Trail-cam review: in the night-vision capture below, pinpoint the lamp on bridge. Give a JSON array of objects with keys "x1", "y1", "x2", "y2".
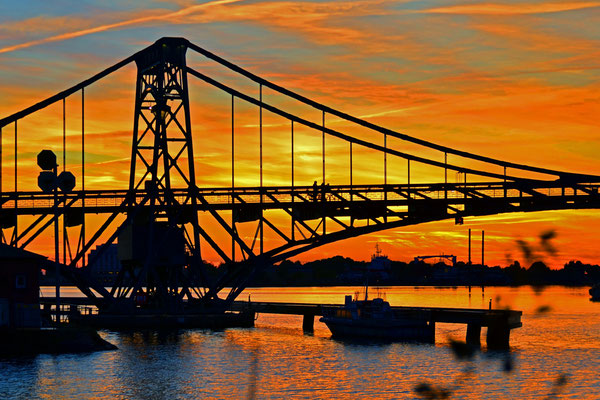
[
  {"x1": 37, "y1": 149, "x2": 76, "y2": 323},
  {"x1": 37, "y1": 150, "x2": 58, "y2": 192},
  {"x1": 37, "y1": 150, "x2": 76, "y2": 193}
]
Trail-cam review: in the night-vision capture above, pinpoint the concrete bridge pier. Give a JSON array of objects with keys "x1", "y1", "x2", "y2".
[{"x1": 302, "y1": 314, "x2": 315, "y2": 332}]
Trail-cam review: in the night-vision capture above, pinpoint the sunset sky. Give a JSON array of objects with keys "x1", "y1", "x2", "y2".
[{"x1": 1, "y1": 0, "x2": 600, "y2": 268}]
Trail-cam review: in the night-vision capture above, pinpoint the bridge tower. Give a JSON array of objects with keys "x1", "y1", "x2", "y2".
[{"x1": 112, "y1": 38, "x2": 207, "y2": 311}]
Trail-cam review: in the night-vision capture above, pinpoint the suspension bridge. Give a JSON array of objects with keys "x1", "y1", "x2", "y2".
[{"x1": 1, "y1": 37, "x2": 598, "y2": 323}]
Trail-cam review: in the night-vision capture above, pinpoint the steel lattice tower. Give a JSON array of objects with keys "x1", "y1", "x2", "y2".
[{"x1": 112, "y1": 38, "x2": 207, "y2": 311}]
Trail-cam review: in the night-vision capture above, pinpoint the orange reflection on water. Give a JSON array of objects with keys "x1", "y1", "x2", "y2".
[{"x1": 30, "y1": 286, "x2": 600, "y2": 399}]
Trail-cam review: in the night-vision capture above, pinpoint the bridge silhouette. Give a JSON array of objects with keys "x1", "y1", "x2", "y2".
[{"x1": 1, "y1": 37, "x2": 599, "y2": 311}]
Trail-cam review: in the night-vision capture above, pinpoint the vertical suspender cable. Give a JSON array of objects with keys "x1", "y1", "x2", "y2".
[
  {"x1": 384, "y1": 133, "x2": 387, "y2": 222},
  {"x1": 350, "y1": 142, "x2": 353, "y2": 205},
  {"x1": 232, "y1": 95, "x2": 235, "y2": 259},
  {"x1": 0, "y1": 126, "x2": 2, "y2": 197},
  {"x1": 0, "y1": 126, "x2": 2, "y2": 195},
  {"x1": 504, "y1": 166, "x2": 507, "y2": 198},
  {"x1": 322, "y1": 111, "x2": 325, "y2": 184},
  {"x1": 407, "y1": 159, "x2": 410, "y2": 200},
  {"x1": 81, "y1": 88, "x2": 85, "y2": 266},
  {"x1": 14, "y1": 121, "x2": 17, "y2": 245},
  {"x1": 63, "y1": 98, "x2": 66, "y2": 171},
  {"x1": 259, "y1": 84, "x2": 263, "y2": 255},
  {"x1": 444, "y1": 152, "x2": 448, "y2": 200},
  {"x1": 63, "y1": 98, "x2": 67, "y2": 268},
  {"x1": 322, "y1": 111, "x2": 326, "y2": 235},
  {"x1": 259, "y1": 84, "x2": 263, "y2": 185},
  {"x1": 0, "y1": 127, "x2": 2, "y2": 243},
  {"x1": 384, "y1": 133, "x2": 387, "y2": 186},
  {"x1": 291, "y1": 120, "x2": 294, "y2": 241}
]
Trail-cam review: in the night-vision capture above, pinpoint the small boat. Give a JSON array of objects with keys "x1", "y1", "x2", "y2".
[
  {"x1": 590, "y1": 284, "x2": 600, "y2": 302},
  {"x1": 320, "y1": 245, "x2": 435, "y2": 342},
  {"x1": 320, "y1": 295, "x2": 435, "y2": 342}
]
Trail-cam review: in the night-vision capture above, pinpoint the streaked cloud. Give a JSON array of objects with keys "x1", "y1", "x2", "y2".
[
  {"x1": 423, "y1": 2, "x2": 600, "y2": 15},
  {"x1": 0, "y1": 0, "x2": 241, "y2": 54}
]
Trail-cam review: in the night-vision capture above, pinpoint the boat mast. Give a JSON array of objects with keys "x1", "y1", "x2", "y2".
[
  {"x1": 364, "y1": 264, "x2": 369, "y2": 301},
  {"x1": 365, "y1": 244, "x2": 381, "y2": 301}
]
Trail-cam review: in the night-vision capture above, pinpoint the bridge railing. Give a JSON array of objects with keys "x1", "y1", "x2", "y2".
[{"x1": 2, "y1": 182, "x2": 599, "y2": 215}]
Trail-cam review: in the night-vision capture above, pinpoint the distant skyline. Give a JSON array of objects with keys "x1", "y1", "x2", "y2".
[{"x1": 1, "y1": 0, "x2": 599, "y2": 267}]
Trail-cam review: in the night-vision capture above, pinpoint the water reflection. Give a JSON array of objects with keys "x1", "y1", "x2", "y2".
[{"x1": 9, "y1": 286, "x2": 600, "y2": 398}]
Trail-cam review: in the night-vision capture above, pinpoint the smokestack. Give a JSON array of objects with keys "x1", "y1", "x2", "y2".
[
  {"x1": 481, "y1": 230, "x2": 485, "y2": 266},
  {"x1": 468, "y1": 228, "x2": 471, "y2": 264}
]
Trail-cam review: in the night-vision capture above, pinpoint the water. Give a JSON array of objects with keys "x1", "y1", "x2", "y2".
[{"x1": 2, "y1": 286, "x2": 599, "y2": 399}]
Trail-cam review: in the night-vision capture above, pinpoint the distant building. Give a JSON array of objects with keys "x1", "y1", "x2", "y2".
[
  {"x1": 87, "y1": 244, "x2": 122, "y2": 284},
  {"x1": 338, "y1": 247, "x2": 392, "y2": 283},
  {"x1": 0, "y1": 243, "x2": 45, "y2": 328}
]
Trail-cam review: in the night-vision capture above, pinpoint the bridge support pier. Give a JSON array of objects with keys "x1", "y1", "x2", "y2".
[
  {"x1": 486, "y1": 321, "x2": 510, "y2": 349},
  {"x1": 466, "y1": 323, "x2": 481, "y2": 346},
  {"x1": 302, "y1": 314, "x2": 314, "y2": 332}
]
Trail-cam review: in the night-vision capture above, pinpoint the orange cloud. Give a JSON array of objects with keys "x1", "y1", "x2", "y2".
[
  {"x1": 182, "y1": 0, "x2": 394, "y2": 45},
  {"x1": 423, "y1": 2, "x2": 600, "y2": 15}
]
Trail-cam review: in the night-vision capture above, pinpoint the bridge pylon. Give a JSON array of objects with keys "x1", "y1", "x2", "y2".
[{"x1": 110, "y1": 38, "x2": 209, "y2": 312}]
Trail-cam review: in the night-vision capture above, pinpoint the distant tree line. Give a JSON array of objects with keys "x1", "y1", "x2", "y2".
[
  {"x1": 41, "y1": 257, "x2": 600, "y2": 287},
  {"x1": 241, "y1": 257, "x2": 600, "y2": 287}
]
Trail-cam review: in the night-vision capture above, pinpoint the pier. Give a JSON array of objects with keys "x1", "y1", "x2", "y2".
[
  {"x1": 231, "y1": 301, "x2": 521, "y2": 349},
  {"x1": 41, "y1": 297, "x2": 521, "y2": 349}
]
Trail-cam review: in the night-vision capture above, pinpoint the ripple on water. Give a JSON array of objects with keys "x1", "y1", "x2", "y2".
[{"x1": 3, "y1": 286, "x2": 597, "y2": 399}]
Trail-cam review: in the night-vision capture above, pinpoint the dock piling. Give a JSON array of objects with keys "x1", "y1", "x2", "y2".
[
  {"x1": 486, "y1": 320, "x2": 511, "y2": 349},
  {"x1": 302, "y1": 314, "x2": 314, "y2": 332},
  {"x1": 466, "y1": 324, "x2": 481, "y2": 346}
]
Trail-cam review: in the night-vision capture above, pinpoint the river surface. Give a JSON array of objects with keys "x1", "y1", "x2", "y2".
[{"x1": 1, "y1": 286, "x2": 599, "y2": 399}]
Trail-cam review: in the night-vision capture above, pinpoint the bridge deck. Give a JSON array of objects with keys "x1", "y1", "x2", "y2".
[{"x1": 3, "y1": 182, "x2": 599, "y2": 215}]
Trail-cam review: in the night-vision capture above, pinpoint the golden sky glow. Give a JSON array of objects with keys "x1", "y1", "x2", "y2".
[{"x1": 1, "y1": 0, "x2": 600, "y2": 267}]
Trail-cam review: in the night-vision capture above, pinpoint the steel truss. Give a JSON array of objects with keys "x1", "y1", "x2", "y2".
[{"x1": 1, "y1": 37, "x2": 600, "y2": 310}]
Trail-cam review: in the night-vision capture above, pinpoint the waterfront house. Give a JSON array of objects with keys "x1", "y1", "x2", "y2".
[{"x1": 0, "y1": 243, "x2": 45, "y2": 328}]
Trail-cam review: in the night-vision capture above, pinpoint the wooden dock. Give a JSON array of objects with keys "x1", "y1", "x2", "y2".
[
  {"x1": 41, "y1": 297, "x2": 522, "y2": 348},
  {"x1": 231, "y1": 301, "x2": 522, "y2": 348}
]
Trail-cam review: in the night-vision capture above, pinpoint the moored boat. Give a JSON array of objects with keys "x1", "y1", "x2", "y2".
[
  {"x1": 590, "y1": 284, "x2": 600, "y2": 301},
  {"x1": 320, "y1": 295, "x2": 435, "y2": 342},
  {"x1": 320, "y1": 245, "x2": 434, "y2": 342}
]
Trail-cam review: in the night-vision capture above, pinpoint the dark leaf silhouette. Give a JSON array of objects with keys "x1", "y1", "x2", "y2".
[
  {"x1": 414, "y1": 382, "x2": 452, "y2": 399},
  {"x1": 502, "y1": 355, "x2": 513, "y2": 373},
  {"x1": 516, "y1": 239, "x2": 533, "y2": 262},
  {"x1": 540, "y1": 229, "x2": 557, "y2": 256},
  {"x1": 535, "y1": 305, "x2": 552, "y2": 314},
  {"x1": 544, "y1": 373, "x2": 569, "y2": 399},
  {"x1": 449, "y1": 338, "x2": 476, "y2": 360}
]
